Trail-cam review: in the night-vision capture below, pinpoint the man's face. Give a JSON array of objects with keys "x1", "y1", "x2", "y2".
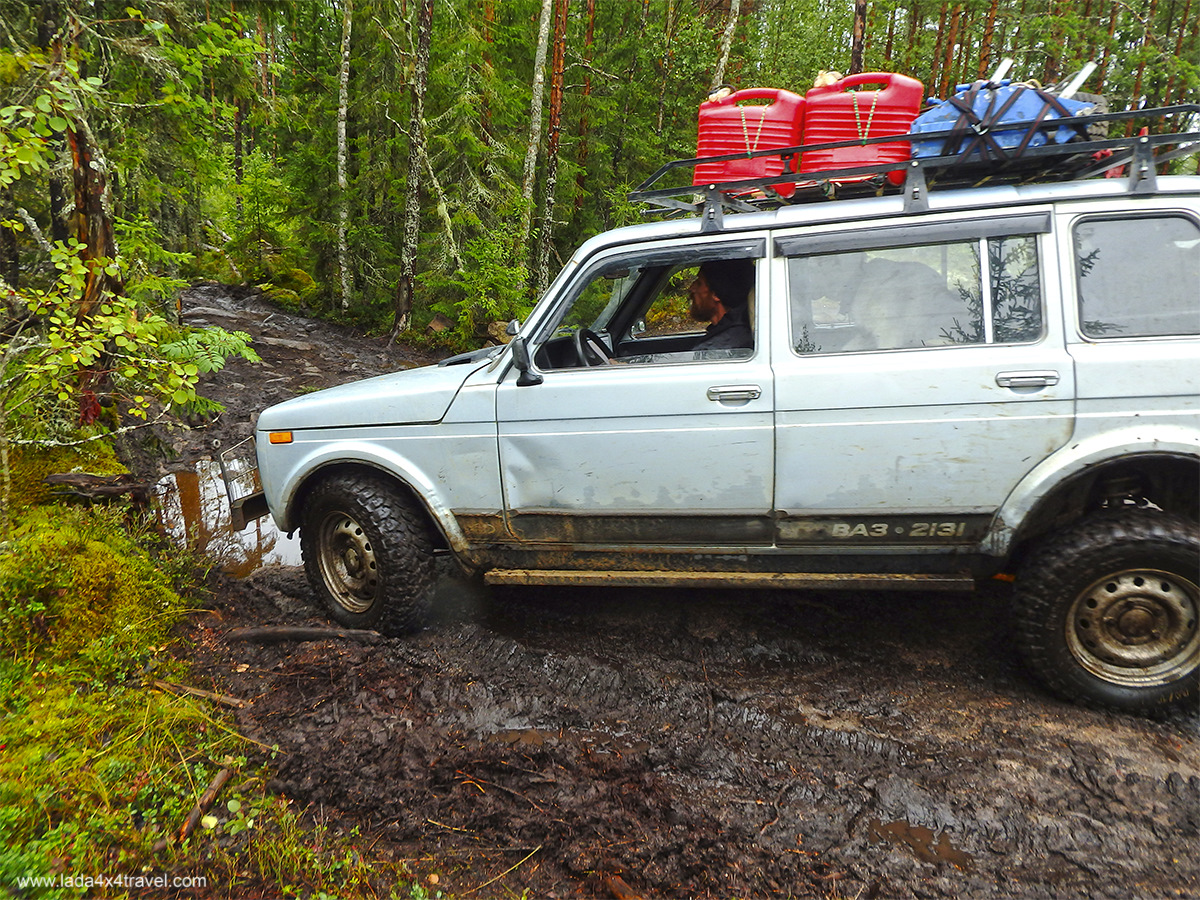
[{"x1": 688, "y1": 273, "x2": 719, "y2": 323}]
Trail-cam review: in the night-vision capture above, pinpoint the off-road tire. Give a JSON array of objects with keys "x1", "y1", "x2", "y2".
[
  {"x1": 1013, "y1": 510, "x2": 1200, "y2": 712},
  {"x1": 301, "y1": 472, "x2": 436, "y2": 636}
]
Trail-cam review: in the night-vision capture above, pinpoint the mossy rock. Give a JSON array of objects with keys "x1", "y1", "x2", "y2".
[
  {"x1": 274, "y1": 267, "x2": 319, "y2": 300},
  {"x1": 261, "y1": 285, "x2": 303, "y2": 310},
  {"x1": 7, "y1": 443, "x2": 126, "y2": 511}
]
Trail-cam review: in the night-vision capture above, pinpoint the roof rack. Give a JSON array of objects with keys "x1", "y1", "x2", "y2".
[{"x1": 629, "y1": 104, "x2": 1200, "y2": 230}]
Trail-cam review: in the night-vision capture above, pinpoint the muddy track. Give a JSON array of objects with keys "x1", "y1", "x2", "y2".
[{"x1": 171, "y1": 286, "x2": 1197, "y2": 899}]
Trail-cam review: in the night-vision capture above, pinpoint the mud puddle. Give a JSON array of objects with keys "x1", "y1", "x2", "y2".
[{"x1": 155, "y1": 457, "x2": 300, "y2": 576}]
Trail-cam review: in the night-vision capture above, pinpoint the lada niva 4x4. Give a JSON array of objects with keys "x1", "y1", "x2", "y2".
[{"x1": 250, "y1": 173, "x2": 1200, "y2": 713}]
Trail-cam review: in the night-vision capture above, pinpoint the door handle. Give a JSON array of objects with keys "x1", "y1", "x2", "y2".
[
  {"x1": 995, "y1": 370, "x2": 1060, "y2": 389},
  {"x1": 707, "y1": 384, "x2": 762, "y2": 402}
]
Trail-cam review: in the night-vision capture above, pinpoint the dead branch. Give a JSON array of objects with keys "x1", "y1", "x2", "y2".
[
  {"x1": 224, "y1": 625, "x2": 383, "y2": 644},
  {"x1": 152, "y1": 679, "x2": 248, "y2": 709},
  {"x1": 178, "y1": 766, "x2": 233, "y2": 842}
]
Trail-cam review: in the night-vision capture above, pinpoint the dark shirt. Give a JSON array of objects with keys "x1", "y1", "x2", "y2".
[{"x1": 695, "y1": 304, "x2": 753, "y2": 351}]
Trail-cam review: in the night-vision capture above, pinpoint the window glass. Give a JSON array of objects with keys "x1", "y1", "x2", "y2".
[
  {"x1": 630, "y1": 265, "x2": 703, "y2": 341},
  {"x1": 537, "y1": 256, "x2": 757, "y2": 370},
  {"x1": 1075, "y1": 216, "x2": 1200, "y2": 338},
  {"x1": 789, "y1": 235, "x2": 1042, "y2": 354}
]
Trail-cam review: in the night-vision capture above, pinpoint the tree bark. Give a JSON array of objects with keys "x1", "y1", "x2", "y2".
[
  {"x1": 575, "y1": 0, "x2": 596, "y2": 210},
  {"x1": 390, "y1": 0, "x2": 434, "y2": 340},
  {"x1": 519, "y1": 0, "x2": 555, "y2": 279},
  {"x1": 850, "y1": 0, "x2": 868, "y2": 75},
  {"x1": 535, "y1": 0, "x2": 569, "y2": 297},
  {"x1": 711, "y1": 0, "x2": 742, "y2": 91},
  {"x1": 937, "y1": 3, "x2": 962, "y2": 99},
  {"x1": 977, "y1": 0, "x2": 998, "y2": 78},
  {"x1": 336, "y1": 0, "x2": 353, "y2": 310}
]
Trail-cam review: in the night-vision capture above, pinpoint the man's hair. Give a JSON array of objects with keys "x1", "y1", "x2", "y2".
[{"x1": 699, "y1": 258, "x2": 754, "y2": 308}]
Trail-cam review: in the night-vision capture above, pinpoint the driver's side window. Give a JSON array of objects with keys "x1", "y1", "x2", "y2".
[{"x1": 535, "y1": 251, "x2": 757, "y2": 371}]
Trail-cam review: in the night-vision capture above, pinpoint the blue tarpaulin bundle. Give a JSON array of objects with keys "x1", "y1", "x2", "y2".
[{"x1": 911, "y1": 81, "x2": 1098, "y2": 160}]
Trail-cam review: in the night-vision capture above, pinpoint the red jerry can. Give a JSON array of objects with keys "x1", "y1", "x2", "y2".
[
  {"x1": 694, "y1": 88, "x2": 806, "y2": 196},
  {"x1": 799, "y1": 72, "x2": 924, "y2": 185}
]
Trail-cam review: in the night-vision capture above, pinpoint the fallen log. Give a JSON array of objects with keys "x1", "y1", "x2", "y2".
[
  {"x1": 43, "y1": 472, "x2": 152, "y2": 505},
  {"x1": 224, "y1": 625, "x2": 383, "y2": 644}
]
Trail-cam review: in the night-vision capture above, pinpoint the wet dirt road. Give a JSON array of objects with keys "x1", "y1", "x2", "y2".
[
  {"x1": 170, "y1": 285, "x2": 1198, "y2": 899},
  {"x1": 191, "y1": 568, "x2": 1199, "y2": 900}
]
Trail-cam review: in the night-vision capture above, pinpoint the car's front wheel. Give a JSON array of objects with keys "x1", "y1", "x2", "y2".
[
  {"x1": 300, "y1": 471, "x2": 436, "y2": 636},
  {"x1": 1013, "y1": 510, "x2": 1200, "y2": 712}
]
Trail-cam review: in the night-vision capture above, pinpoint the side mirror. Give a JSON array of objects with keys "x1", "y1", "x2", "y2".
[
  {"x1": 511, "y1": 336, "x2": 543, "y2": 386},
  {"x1": 505, "y1": 319, "x2": 520, "y2": 337}
]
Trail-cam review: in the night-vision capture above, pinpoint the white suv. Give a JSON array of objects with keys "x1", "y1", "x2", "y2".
[{"x1": 250, "y1": 169, "x2": 1199, "y2": 713}]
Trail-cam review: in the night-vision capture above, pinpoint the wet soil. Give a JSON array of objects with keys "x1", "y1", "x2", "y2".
[{"x1": 163, "y1": 285, "x2": 1199, "y2": 900}]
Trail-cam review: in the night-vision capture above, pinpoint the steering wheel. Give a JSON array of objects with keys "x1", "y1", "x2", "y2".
[{"x1": 573, "y1": 328, "x2": 612, "y2": 366}]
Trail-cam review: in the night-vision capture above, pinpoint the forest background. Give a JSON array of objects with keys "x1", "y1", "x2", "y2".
[{"x1": 4, "y1": 0, "x2": 1198, "y2": 360}]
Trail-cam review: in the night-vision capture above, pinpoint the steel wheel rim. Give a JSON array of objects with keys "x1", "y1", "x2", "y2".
[
  {"x1": 1066, "y1": 568, "x2": 1200, "y2": 687},
  {"x1": 316, "y1": 511, "x2": 380, "y2": 614}
]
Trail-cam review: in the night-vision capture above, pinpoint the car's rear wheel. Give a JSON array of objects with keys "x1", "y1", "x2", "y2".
[
  {"x1": 1013, "y1": 510, "x2": 1200, "y2": 712},
  {"x1": 301, "y1": 472, "x2": 436, "y2": 636}
]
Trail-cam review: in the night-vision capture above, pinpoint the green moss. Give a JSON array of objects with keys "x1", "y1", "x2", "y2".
[
  {"x1": 0, "y1": 506, "x2": 185, "y2": 663},
  {"x1": 7, "y1": 444, "x2": 126, "y2": 511},
  {"x1": 261, "y1": 285, "x2": 302, "y2": 310}
]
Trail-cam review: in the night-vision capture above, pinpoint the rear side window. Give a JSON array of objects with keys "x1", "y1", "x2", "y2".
[
  {"x1": 1074, "y1": 215, "x2": 1200, "y2": 338},
  {"x1": 787, "y1": 235, "x2": 1042, "y2": 354}
]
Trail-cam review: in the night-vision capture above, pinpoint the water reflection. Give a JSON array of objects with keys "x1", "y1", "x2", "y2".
[{"x1": 156, "y1": 459, "x2": 302, "y2": 576}]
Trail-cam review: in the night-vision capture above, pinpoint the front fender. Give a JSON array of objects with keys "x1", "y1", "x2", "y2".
[
  {"x1": 983, "y1": 424, "x2": 1200, "y2": 558},
  {"x1": 261, "y1": 437, "x2": 471, "y2": 554}
]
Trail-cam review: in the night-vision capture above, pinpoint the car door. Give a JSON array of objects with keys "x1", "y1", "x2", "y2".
[
  {"x1": 770, "y1": 210, "x2": 1077, "y2": 548},
  {"x1": 494, "y1": 235, "x2": 775, "y2": 547}
]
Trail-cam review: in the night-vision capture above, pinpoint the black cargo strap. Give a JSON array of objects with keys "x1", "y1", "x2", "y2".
[{"x1": 942, "y1": 82, "x2": 1083, "y2": 162}]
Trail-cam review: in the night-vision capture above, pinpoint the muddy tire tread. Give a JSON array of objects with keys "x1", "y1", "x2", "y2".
[
  {"x1": 1013, "y1": 509, "x2": 1200, "y2": 712},
  {"x1": 301, "y1": 472, "x2": 436, "y2": 636}
]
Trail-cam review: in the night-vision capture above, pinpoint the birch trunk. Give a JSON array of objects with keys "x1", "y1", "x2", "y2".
[
  {"x1": 336, "y1": 0, "x2": 353, "y2": 310},
  {"x1": 390, "y1": 0, "x2": 435, "y2": 340},
  {"x1": 710, "y1": 0, "x2": 742, "y2": 91},
  {"x1": 520, "y1": 0, "x2": 555, "y2": 275}
]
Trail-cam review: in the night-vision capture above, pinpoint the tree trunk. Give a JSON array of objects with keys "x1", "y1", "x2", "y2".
[
  {"x1": 711, "y1": 0, "x2": 742, "y2": 91},
  {"x1": 1127, "y1": 0, "x2": 1158, "y2": 133},
  {"x1": 1095, "y1": 1, "x2": 1119, "y2": 92},
  {"x1": 937, "y1": 4, "x2": 962, "y2": 99},
  {"x1": 390, "y1": 0, "x2": 434, "y2": 340},
  {"x1": 850, "y1": 0, "x2": 868, "y2": 75},
  {"x1": 336, "y1": 0, "x2": 353, "y2": 310},
  {"x1": 928, "y1": 3, "x2": 949, "y2": 95},
  {"x1": 535, "y1": 0, "x2": 569, "y2": 297},
  {"x1": 519, "y1": 0, "x2": 554, "y2": 278},
  {"x1": 575, "y1": 0, "x2": 596, "y2": 210},
  {"x1": 977, "y1": 0, "x2": 998, "y2": 78}
]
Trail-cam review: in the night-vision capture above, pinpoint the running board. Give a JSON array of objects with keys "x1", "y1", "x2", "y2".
[{"x1": 483, "y1": 569, "x2": 976, "y2": 591}]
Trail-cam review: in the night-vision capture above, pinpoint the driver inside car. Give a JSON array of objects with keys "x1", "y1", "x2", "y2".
[{"x1": 688, "y1": 258, "x2": 755, "y2": 351}]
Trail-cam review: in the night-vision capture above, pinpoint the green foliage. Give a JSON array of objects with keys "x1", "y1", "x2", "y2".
[{"x1": 7, "y1": 242, "x2": 259, "y2": 433}]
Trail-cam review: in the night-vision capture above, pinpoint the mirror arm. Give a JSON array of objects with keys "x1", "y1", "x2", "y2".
[{"x1": 512, "y1": 337, "x2": 543, "y2": 386}]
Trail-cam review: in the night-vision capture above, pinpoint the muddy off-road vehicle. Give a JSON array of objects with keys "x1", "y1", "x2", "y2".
[{"x1": 245, "y1": 108, "x2": 1200, "y2": 712}]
